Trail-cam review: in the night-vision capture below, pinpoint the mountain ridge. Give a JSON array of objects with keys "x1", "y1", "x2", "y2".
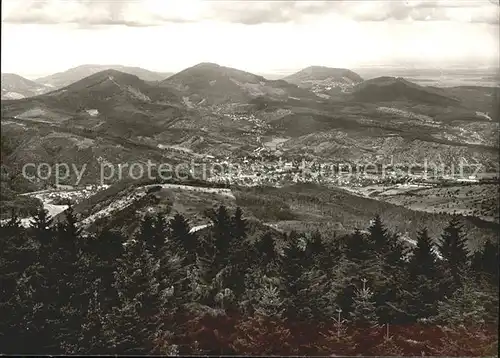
[
  {"x1": 1, "y1": 73, "x2": 51, "y2": 100},
  {"x1": 283, "y1": 66, "x2": 364, "y2": 85},
  {"x1": 161, "y1": 62, "x2": 320, "y2": 107},
  {"x1": 350, "y1": 76, "x2": 462, "y2": 106},
  {"x1": 282, "y1": 66, "x2": 364, "y2": 98},
  {"x1": 35, "y1": 64, "x2": 174, "y2": 89}
]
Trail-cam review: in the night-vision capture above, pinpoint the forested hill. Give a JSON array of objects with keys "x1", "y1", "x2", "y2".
[{"x1": 0, "y1": 206, "x2": 498, "y2": 355}]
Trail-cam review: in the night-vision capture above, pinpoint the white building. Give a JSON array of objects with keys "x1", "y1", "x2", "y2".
[{"x1": 86, "y1": 109, "x2": 99, "y2": 117}]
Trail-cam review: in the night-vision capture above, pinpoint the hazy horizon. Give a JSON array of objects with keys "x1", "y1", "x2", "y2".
[
  {"x1": 2, "y1": 0, "x2": 499, "y2": 80},
  {"x1": 3, "y1": 62, "x2": 500, "y2": 83}
]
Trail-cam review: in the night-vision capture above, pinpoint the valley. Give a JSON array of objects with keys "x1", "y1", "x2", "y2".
[
  {"x1": 2, "y1": 2, "x2": 500, "y2": 354},
  {"x1": 1, "y1": 62, "x2": 499, "y2": 248}
]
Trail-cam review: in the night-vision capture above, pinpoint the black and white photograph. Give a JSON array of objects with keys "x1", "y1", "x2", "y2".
[{"x1": 0, "y1": 0, "x2": 499, "y2": 355}]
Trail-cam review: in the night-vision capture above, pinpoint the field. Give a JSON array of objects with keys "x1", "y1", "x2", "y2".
[
  {"x1": 232, "y1": 183, "x2": 498, "y2": 251},
  {"x1": 14, "y1": 178, "x2": 498, "y2": 252},
  {"x1": 369, "y1": 183, "x2": 499, "y2": 223},
  {"x1": 52, "y1": 182, "x2": 237, "y2": 234}
]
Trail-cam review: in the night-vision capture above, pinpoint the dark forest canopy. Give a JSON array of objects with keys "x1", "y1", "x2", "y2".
[{"x1": 0, "y1": 206, "x2": 498, "y2": 355}]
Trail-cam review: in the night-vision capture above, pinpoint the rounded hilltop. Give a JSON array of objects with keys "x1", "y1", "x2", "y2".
[{"x1": 283, "y1": 66, "x2": 364, "y2": 85}]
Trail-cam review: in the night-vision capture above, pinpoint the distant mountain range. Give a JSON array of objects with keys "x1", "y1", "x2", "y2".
[
  {"x1": 2, "y1": 63, "x2": 364, "y2": 103},
  {"x1": 34, "y1": 64, "x2": 174, "y2": 89},
  {"x1": 3, "y1": 62, "x2": 498, "y2": 119},
  {"x1": 281, "y1": 66, "x2": 364, "y2": 99},
  {"x1": 35, "y1": 69, "x2": 180, "y2": 111},
  {"x1": 283, "y1": 66, "x2": 363, "y2": 86},
  {"x1": 6, "y1": 63, "x2": 493, "y2": 107},
  {"x1": 1, "y1": 73, "x2": 51, "y2": 100},
  {"x1": 1, "y1": 61, "x2": 498, "y2": 274},
  {"x1": 161, "y1": 62, "x2": 319, "y2": 107},
  {"x1": 2, "y1": 68, "x2": 186, "y2": 141},
  {"x1": 350, "y1": 76, "x2": 461, "y2": 106},
  {"x1": 1, "y1": 65, "x2": 175, "y2": 100},
  {"x1": 1, "y1": 62, "x2": 498, "y2": 190}
]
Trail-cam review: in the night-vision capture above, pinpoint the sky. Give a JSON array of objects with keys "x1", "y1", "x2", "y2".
[{"x1": 1, "y1": 0, "x2": 499, "y2": 79}]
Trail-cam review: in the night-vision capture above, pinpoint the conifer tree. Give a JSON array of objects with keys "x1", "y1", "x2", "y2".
[
  {"x1": 138, "y1": 213, "x2": 181, "y2": 319},
  {"x1": 349, "y1": 279, "x2": 381, "y2": 355},
  {"x1": 368, "y1": 215, "x2": 390, "y2": 254},
  {"x1": 297, "y1": 267, "x2": 333, "y2": 322},
  {"x1": 376, "y1": 232, "x2": 409, "y2": 324},
  {"x1": 195, "y1": 206, "x2": 242, "y2": 309},
  {"x1": 190, "y1": 229, "x2": 218, "y2": 305},
  {"x1": 253, "y1": 282, "x2": 286, "y2": 318},
  {"x1": 165, "y1": 213, "x2": 198, "y2": 309},
  {"x1": 30, "y1": 208, "x2": 56, "y2": 306},
  {"x1": 372, "y1": 328, "x2": 405, "y2": 356},
  {"x1": 256, "y1": 232, "x2": 277, "y2": 267},
  {"x1": 0, "y1": 212, "x2": 32, "y2": 354},
  {"x1": 350, "y1": 279, "x2": 379, "y2": 327},
  {"x1": 429, "y1": 279, "x2": 497, "y2": 356},
  {"x1": 2, "y1": 192, "x2": 495, "y2": 355},
  {"x1": 169, "y1": 213, "x2": 196, "y2": 262},
  {"x1": 78, "y1": 289, "x2": 110, "y2": 354},
  {"x1": 226, "y1": 207, "x2": 250, "y2": 297},
  {"x1": 29, "y1": 208, "x2": 54, "y2": 248},
  {"x1": 281, "y1": 235, "x2": 307, "y2": 320},
  {"x1": 106, "y1": 239, "x2": 163, "y2": 354},
  {"x1": 344, "y1": 228, "x2": 371, "y2": 262},
  {"x1": 7, "y1": 210, "x2": 57, "y2": 354},
  {"x1": 12, "y1": 206, "x2": 83, "y2": 354},
  {"x1": 364, "y1": 217, "x2": 407, "y2": 324},
  {"x1": 410, "y1": 228, "x2": 437, "y2": 275},
  {"x1": 60, "y1": 204, "x2": 82, "y2": 240},
  {"x1": 232, "y1": 282, "x2": 293, "y2": 355},
  {"x1": 320, "y1": 234, "x2": 342, "y2": 272},
  {"x1": 210, "y1": 205, "x2": 233, "y2": 263},
  {"x1": 50, "y1": 205, "x2": 87, "y2": 354},
  {"x1": 87, "y1": 229, "x2": 124, "y2": 312},
  {"x1": 405, "y1": 228, "x2": 441, "y2": 320},
  {"x1": 151, "y1": 213, "x2": 168, "y2": 256},
  {"x1": 305, "y1": 230, "x2": 324, "y2": 262},
  {"x1": 229, "y1": 206, "x2": 249, "y2": 261},
  {"x1": 331, "y1": 255, "x2": 362, "y2": 318},
  {"x1": 470, "y1": 240, "x2": 499, "y2": 326},
  {"x1": 431, "y1": 278, "x2": 488, "y2": 327},
  {"x1": 276, "y1": 227, "x2": 306, "y2": 297},
  {"x1": 14, "y1": 258, "x2": 51, "y2": 354},
  {"x1": 318, "y1": 308, "x2": 356, "y2": 356},
  {"x1": 138, "y1": 214, "x2": 156, "y2": 251},
  {"x1": 437, "y1": 216, "x2": 469, "y2": 293},
  {"x1": 231, "y1": 206, "x2": 247, "y2": 242},
  {"x1": 471, "y1": 240, "x2": 498, "y2": 284}
]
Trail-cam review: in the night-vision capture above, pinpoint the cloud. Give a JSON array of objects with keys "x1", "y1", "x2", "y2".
[
  {"x1": 1, "y1": 0, "x2": 334, "y2": 26},
  {"x1": 3, "y1": 0, "x2": 130, "y2": 25},
  {"x1": 342, "y1": 0, "x2": 499, "y2": 24},
  {"x1": 2, "y1": 0, "x2": 499, "y2": 26},
  {"x1": 200, "y1": 1, "x2": 330, "y2": 25},
  {"x1": 1, "y1": 0, "x2": 200, "y2": 26}
]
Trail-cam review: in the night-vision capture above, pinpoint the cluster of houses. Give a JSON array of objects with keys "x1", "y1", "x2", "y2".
[{"x1": 202, "y1": 149, "x2": 489, "y2": 188}]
